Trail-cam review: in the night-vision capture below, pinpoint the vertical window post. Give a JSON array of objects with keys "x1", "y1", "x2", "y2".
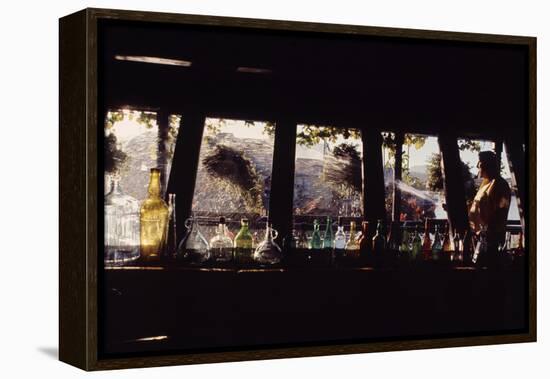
[
  {"x1": 268, "y1": 119, "x2": 297, "y2": 245},
  {"x1": 438, "y1": 133, "x2": 469, "y2": 234},
  {"x1": 392, "y1": 132, "x2": 404, "y2": 222},
  {"x1": 362, "y1": 129, "x2": 387, "y2": 224},
  {"x1": 166, "y1": 110, "x2": 206, "y2": 242}
]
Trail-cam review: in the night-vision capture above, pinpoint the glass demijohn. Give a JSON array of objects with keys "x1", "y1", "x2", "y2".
[
  {"x1": 254, "y1": 221, "x2": 283, "y2": 264},
  {"x1": 104, "y1": 176, "x2": 140, "y2": 264},
  {"x1": 177, "y1": 215, "x2": 211, "y2": 264}
]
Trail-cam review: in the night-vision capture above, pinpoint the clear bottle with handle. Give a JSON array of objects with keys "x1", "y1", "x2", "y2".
[
  {"x1": 210, "y1": 217, "x2": 233, "y2": 262},
  {"x1": 254, "y1": 221, "x2": 283, "y2": 264},
  {"x1": 177, "y1": 215, "x2": 210, "y2": 264}
]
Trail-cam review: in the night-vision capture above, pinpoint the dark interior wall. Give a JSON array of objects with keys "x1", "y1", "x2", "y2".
[{"x1": 100, "y1": 20, "x2": 528, "y2": 142}]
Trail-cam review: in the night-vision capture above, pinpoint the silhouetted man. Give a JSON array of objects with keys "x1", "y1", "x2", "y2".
[{"x1": 468, "y1": 151, "x2": 511, "y2": 266}]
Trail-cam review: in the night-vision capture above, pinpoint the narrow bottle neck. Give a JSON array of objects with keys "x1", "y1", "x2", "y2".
[{"x1": 148, "y1": 171, "x2": 162, "y2": 198}]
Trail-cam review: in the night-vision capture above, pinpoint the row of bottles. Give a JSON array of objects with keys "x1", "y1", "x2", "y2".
[
  {"x1": 105, "y1": 169, "x2": 524, "y2": 267},
  {"x1": 295, "y1": 217, "x2": 361, "y2": 252},
  {"x1": 104, "y1": 168, "x2": 284, "y2": 265},
  {"x1": 105, "y1": 168, "x2": 169, "y2": 264},
  {"x1": 177, "y1": 216, "x2": 283, "y2": 265}
]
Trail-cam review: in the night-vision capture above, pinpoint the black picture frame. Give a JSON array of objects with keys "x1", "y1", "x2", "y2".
[{"x1": 59, "y1": 8, "x2": 536, "y2": 371}]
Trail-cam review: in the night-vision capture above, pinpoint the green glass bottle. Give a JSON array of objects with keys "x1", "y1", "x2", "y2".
[
  {"x1": 411, "y1": 225, "x2": 422, "y2": 261},
  {"x1": 310, "y1": 219, "x2": 322, "y2": 249},
  {"x1": 234, "y1": 218, "x2": 254, "y2": 264},
  {"x1": 431, "y1": 224, "x2": 443, "y2": 261},
  {"x1": 322, "y1": 216, "x2": 334, "y2": 249},
  {"x1": 372, "y1": 219, "x2": 386, "y2": 265},
  {"x1": 399, "y1": 222, "x2": 411, "y2": 262}
]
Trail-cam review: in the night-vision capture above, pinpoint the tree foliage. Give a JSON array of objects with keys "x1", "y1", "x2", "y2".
[
  {"x1": 104, "y1": 133, "x2": 127, "y2": 174},
  {"x1": 202, "y1": 145, "x2": 263, "y2": 213}
]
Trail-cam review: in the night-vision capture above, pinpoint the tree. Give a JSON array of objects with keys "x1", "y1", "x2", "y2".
[{"x1": 202, "y1": 145, "x2": 263, "y2": 213}]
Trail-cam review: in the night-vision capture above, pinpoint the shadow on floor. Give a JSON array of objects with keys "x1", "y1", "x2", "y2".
[{"x1": 37, "y1": 346, "x2": 58, "y2": 359}]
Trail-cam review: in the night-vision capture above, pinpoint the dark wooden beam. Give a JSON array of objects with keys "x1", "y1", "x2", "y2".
[
  {"x1": 268, "y1": 119, "x2": 297, "y2": 245},
  {"x1": 166, "y1": 111, "x2": 207, "y2": 242},
  {"x1": 392, "y1": 132, "x2": 404, "y2": 222},
  {"x1": 362, "y1": 129, "x2": 387, "y2": 223},
  {"x1": 439, "y1": 133, "x2": 469, "y2": 234}
]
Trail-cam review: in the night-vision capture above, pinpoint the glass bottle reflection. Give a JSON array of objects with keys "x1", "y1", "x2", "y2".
[
  {"x1": 104, "y1": 176, "x2": 140, "y2": 264},
  {"x1": 140, "y1": 168, "x2": 169, "y2": 261},
  {"x1": 177, "y1": 215, "x2": 210, "y2": 264},
  {"x1": 254, "y1": 221, "x2": 283, "y2": 264}
]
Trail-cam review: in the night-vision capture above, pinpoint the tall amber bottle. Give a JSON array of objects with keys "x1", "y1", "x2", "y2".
[{"x1": 140, "y1": 168, "x2": 169, "y2": 261}]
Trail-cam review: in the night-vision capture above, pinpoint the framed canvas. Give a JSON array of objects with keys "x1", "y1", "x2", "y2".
[{"x1": 59, "y1": 8, "x2": 536, "y2": 371}]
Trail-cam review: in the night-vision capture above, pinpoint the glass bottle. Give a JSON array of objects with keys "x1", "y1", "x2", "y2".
[
  {"x1": 164, "y1": 193, "x2": 178, "y2": 260},
  {"x1": 254, "y1": 221, "x2": 283, "y2": 264},
  {"x1": 234, "y1": 218, "x2": 254, "y2": 264},
  {"x1": 209, "y1": 216, "x2": 234, "y2": 262},
  {"x1": 345, "y1": 221, "x2": 360, "y2": 257},
  {"x1": 399, "y1": 222, "x2": 411, "y2": 262},
  {"x1": 358, "y1": 221, "x2": 370, "y2": 261},
  {"x1": 177, "y1": 215, "x2": 210, "y2": 264},
  {"x1": 441, "y1": 222, "x2": 453, "y2": 262},
  {"x1": 297, "y1": 225, "x2": 309, "y2": 249},
  {"x1": 472, "y1": 225, "x2": 488, "y2": 265},
  {"x1": 463, "y1": 228, "x2": 474, "y2": 265},
  {"x1": 431, "y1": 224, "x2": 443, "y2": 261},
  {"x1": 284, "y1": 228, "x2": 300, "y2": 250},
  {"x1": 453, "y1": 230, "x2": 463, "y2": 263},
  {"x1": 104, "y1": 176, "x2": 140, "y2": 264},
  {"x1": 334, "y1": 217, "x2": 347, "y2": 250},
  {"x1": 421, "y1": 218, "x2": 432, "y2": 261},
  {"x1": 516, "y1": 230, "x2": 525, "y2": 258},
  {"x1": 372, "y1": 219, "x2": 386, "y2": 263},
  {"x1": 322, "y1": 216, "x2": 334, "y2": 249},
  {"x1": 411, "y1": 225, "x2": 422, "y2": 261},
  {"x1": 140, "y1": 168, "x2": 169, "y2": 261},
  {"x1": 309, "y1": 219, "x2": 322, "y2": 249},
  {"x1": 387, "y1": 221, "x2": 401, "y2": 263}
]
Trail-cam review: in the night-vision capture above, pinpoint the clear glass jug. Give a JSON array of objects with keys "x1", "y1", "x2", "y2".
[
  {"x1": 176, "y1": 215, "x2": 211, "y2": 264},
  {"x1": 253, "y1": 221, "x2": 283, "y2": 265}
]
